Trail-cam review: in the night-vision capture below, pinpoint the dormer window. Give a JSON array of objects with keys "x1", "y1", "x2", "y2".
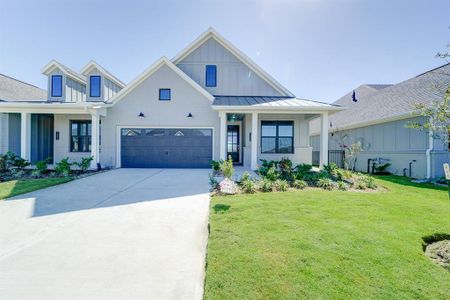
[
  {"x1": 90, "y1": 75, "x2": 101, "y2": 97},
  {"x1": 205, "y1": 65, "x2": 217, "y2": 87},
  {"x1": 51, "y1": 75, "x2": 63, "y2": 97}
]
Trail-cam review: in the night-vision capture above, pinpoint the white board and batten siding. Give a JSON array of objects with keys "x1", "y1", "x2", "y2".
[
  {"x1": 85, "y1": 67, "x2": 121, "y2": 102},
  {"x1": 47, "y1": 69, "x2": 86, "y2": 102},
  {"x1": 176, "y1": 37, "x2": 283, "y2": 97}
]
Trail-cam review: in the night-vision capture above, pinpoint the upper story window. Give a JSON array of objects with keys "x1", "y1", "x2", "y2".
[
  {"x1": 51, "y1": 75, "x2": 63, "y2": 97},
  {"x1": 70, "y1": 120, "x2": 91, "y2": 152},
  {"x1": 205, "y1": 65, "x2": 217, "y2": 87},
  {"x1": 90, "y1": 76, "x2": 101, "y2": 97},
  {"x1": 159, "y1": 88, "x2": 171, "y2": 101},
  {"x1": 261, "y1": 121, "x2": 294, "y2": 154}
]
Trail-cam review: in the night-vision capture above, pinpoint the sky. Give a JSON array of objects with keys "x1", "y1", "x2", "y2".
[{"x1": 0, "y1": 0, "x2": 449, "y2": 103}]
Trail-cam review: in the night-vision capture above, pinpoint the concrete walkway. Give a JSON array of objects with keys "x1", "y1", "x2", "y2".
[{"x1": 0, "y1": 169, "x2": 211, "y2": 300}]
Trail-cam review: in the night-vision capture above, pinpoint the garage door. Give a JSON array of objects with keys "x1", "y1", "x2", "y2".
[{"x1": 120, "y1": 128, "x2": 213, "y2": 168}]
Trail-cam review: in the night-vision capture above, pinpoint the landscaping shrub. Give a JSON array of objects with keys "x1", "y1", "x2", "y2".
[
  {"x1": 55, "y1": 158, "x2": 72, "y2": 177},
  {"x1": 337, "y1": 181, "x2": 348, "y2": 191},
  {"x1": 13, "y1": 157, "x2": 30, "y2": 170},
  {"x1": 317, "y1": 178, "x2": 335, "y2": 190},
  {"x1": 239, "y1": 171, "x2": 251, "y2": 183},
  {"x1": 241, "y1": 179, "x2": 256, "y2": 193},
  {"x1": 76, "y1": 156, "x2": 94, "y2": 173},
  {"x1": 259, "y1": 178, "x2": 274, "y2": 192},
  {"x1": 0, "y1": 151, "x2": 19, "y2": 172},
  {"x1": 374, "y1": 163, "x2": 391, "y2": 175},
  {"x1": 210, "y1": 160, "x2": 222, "y2": 174},
  {"x1": 294, "y1": 163, "x2": 312, "y2": 180},
  {"x1": 265, "y1": 166, "x2": 279, "y2": 181},
  {"x1": 324, "y1": 163, "x2": 338, "y2": 177},
  {"x1": 274, "y1": 179, "x2": 289, "y2": 192},
  {"x1": 10, "y1": 169, "x2": 25, "y2": 178},
  {"x1": 258, "y1": 159, "x2": 279, "y2": 177},
  {"x1": 336, "y1": 168, "x2": 352, "y2": 181},
  {"x1": 209, "y1": 174, "x2": 219, "y2": 190},
  {"x1": 279, "y1": 158, "x2": 293, "y2": 181},
  {"x1": 220, "y1": 156, "x2": 234, "y2": 179},
  {"x1": 292, "y1": 179, "x2": 307, "y2": 189}
]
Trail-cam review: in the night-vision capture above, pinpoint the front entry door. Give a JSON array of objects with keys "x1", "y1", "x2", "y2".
[{"x1": 227, "y1": 125, "x2": 240, "y2": 164}]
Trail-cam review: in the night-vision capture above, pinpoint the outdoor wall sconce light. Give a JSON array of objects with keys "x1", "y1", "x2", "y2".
[
  {"x1": 138, "y1": 112, "x2": 145, "y2": 118},
  {"x1": 56, "y1": 131, "x2": 60, "y2": 140},
  {"x1": 187, "y1": 112, "x2": 193, "y2": 118}
]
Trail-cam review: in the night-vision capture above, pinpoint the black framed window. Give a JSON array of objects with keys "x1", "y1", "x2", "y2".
[
  {"x1": 261, "y1": 121, "x2": 294, "y2": 153},
  {"x1": 70, "y1": 120, "x2": 91, "y2": 152},
  {"x1": 205, "y1": 65, "x2": 217, "y2": 87},
  {"x1": 90, "y1": 75, "x2": 101, "y2": 97},
  {"x1": 159, "y1": 88, "x2": 171, "y2": 100},
  {"x1": 51, "y1": 75, "x2": 62, "y2": 97}
]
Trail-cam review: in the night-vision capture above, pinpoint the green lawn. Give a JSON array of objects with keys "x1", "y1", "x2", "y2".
[
  {"x1": 205, "y1": 176, "x2": 450, "y2": 299},
  {"x1": 0, "y1": 177, "x2": 73, "y2": 199}
]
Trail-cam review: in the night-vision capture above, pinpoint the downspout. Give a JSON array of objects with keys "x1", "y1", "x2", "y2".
[{"x1": 426, "y1": 127, "x2": 433, "y2": 179}]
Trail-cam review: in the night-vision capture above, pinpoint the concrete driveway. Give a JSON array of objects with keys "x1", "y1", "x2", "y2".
[{"x1": 0, "y1": 168, "x2": 211, "y2": 300}]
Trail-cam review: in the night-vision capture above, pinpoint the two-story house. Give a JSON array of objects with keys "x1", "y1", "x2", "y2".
[{"x1": 0, "y1": 28, "x2": 342, "y2": 169}]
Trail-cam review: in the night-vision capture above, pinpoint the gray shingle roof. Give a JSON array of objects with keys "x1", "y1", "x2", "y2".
[
  {"x1": 212, "y1": 95, "x2": 341, "y2": 109},
  {"x1": 0, "y1": 73, "x2": 46, "y2": 101},
  {"x1": 310, "y1": 63, "x2": 450, "y2": 134}
]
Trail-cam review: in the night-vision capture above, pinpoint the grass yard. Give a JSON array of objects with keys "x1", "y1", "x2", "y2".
[
  {"x1": 0, "y1": 177, "x2": 73, "y2": 199},
  {"x1": 205, "y1": 176, "x2": 450, "y2": 299}
]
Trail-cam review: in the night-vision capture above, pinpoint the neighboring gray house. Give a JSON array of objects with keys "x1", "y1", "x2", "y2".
[
  {"x1": 0, "y1": 28, "x2": 341, "y2": 170},
  {"x1": 0, "y1": 73, "x2": 47, "y2": 156},
  {"x1": 310, "y1": 63, "x2": 450, "y2": 179}
]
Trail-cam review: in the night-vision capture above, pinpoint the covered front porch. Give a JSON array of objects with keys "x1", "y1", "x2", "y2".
[
  {"x1": 213, "y1": 96, "x2": 343, "y2": 170},
  {"x1": 216, "y1": 110, "x2": 332, "y2": 170},
  {"x1": 0, "y1": 102, "x2": 106, "y2": 169}
]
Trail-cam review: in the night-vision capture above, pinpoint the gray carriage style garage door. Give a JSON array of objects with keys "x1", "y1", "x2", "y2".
[{"x1": 121, "y1": 128, "x2": 213, "y2": 168}]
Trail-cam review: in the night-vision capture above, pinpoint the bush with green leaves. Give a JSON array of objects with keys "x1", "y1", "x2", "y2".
[
  {"x1": 55, "y1": 158, "x2": 72, "y2": 177},
  {"x1": 35, "y1": 158, "x2": 51, "y2": 175},
  {"x1": 10, "y1": 168, "x2": 25, "y2": 178},
  {"x1": 336, "y1": 168, "x2": 353, "y2": 181},
  {"x1": 258, "y1": 159, "x2": 279, "y2": 177},
  {"x1": 76, "y1": 156, "x2": 94, "y2": 173},
  {"x1": 317, "y1": 178, "x2": 335, "y2": 190},
  {"x1": 220, "y1": 156, "x2": 234, "y2": 179},
  {"x1": 360, "y1": 175, "x2": 377, "y2": 189},
  {"x1": 279, "y1": 157, "x2": 293, "y2": 181},
  {"x1": 209, "y1": 174, "x2": 218, "y2": 190},
  {"x1": 259, "y1": 178, "x2": 274, "y2": 192},
  {"x1": 274, "y1": 179, "x2": 289, "y2": 192},
  {"x1": 0, "y1": 151, "x2": 19, "y2": 172},
  {"x1": 292, "y1": 179, "x2": 307, "y2": 190},
  {"x1": 210, "y1": 160, "x2": 222, "y2": 173},
  {"x1": 324, "y1": 163, "x2": 338, "y2": 177},
  {"x1": 13, "y1": 157, "x2": 30, "y2": 170},
  {"x1": 374, "y1": 163, "x2": 391, "y2": 175},
  {"x1": 337, "y1": 181, "x2": 348, "y2": 191},
  {"x1": 264, "y1": 166, "x2": 279, "y2": 181},
  {"x1": 239, "y1": 171, "x2": 251, "y2": 183},
  {"x1": 294, "y1": 164, "x2": 312, "y2": 180},
  {"x1": 241, "y1": 179, "x2": 256, "y2": 193}
]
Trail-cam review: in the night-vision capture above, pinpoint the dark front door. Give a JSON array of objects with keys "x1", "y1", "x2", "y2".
[
  {"x1": 121, "y1": 128, "x2": 213, "y2": 168},
  {"x1": 227, "y1": 125, "x2": 240, "y2": 164},
  {"x1": 31, "y1": 114, "x2": 54, "y2": 163}
]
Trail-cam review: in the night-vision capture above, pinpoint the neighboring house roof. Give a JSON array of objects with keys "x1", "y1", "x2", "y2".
[
  {"x1": 171, "y1": 27, "x2": 295, "y2": 97},
  {"x1": 106, "y1": 57, "x2": 214, "y2": 105},
  {"x1": 212, "y1": 95, "x2": 343, "y2": 111},
  {"x1": 41, "y1": 60, "x2": 86, "y2": 84},
  {"x1": 310, "y1": 63, "x2": 450, "y2": 134},
  {"x1": 0, "y1": 73, "x2": 46, "y2": 101},
  {"x1": 80, "y1": 60, "x2": 126, "y2": 88}
]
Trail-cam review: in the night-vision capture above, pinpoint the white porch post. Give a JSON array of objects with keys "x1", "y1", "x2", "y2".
[
  {"x1": 20, "y1": 112, "x2": 31, "y2": 160},
  {"x1": 251, "y1": 112, "x2": 258, "y2": 170},
  {"x1": 91, "y1": 113, "x2": 100, "y2": 169},
  {"x1": 219, "y1": 111, "x2": 227, "y2": 160},
  {"x1": 320, "y1": 112, "x2": 329, "y2": 168}
]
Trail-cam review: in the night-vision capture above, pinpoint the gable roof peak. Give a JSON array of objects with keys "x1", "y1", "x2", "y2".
[
  {"x1": 171, "y1": 28, "x2": 294, "y2": 97},
  {"x1": 41, "y1": 59, "x2": 86, "y2": 84},
  {"x1": 80, "y1": 60, "x2": 126, "y2": 88}
]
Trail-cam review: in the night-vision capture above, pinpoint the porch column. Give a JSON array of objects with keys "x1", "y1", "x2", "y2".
[
  {"x1": 251, "y1": 112, "x2": 258, "y2": 170},
  {"x1": 219, "y1": 111, "x2": 227, "y2": 160},
  {"x1": 320, "y1": 112, "x2": 329, "y2": 168},
  {"x1": 20, "y1": 112, "x2": 31, "y2": 160},
  {"x1": 91, "y1": 113, "x2": 100, "y2": 169}
]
